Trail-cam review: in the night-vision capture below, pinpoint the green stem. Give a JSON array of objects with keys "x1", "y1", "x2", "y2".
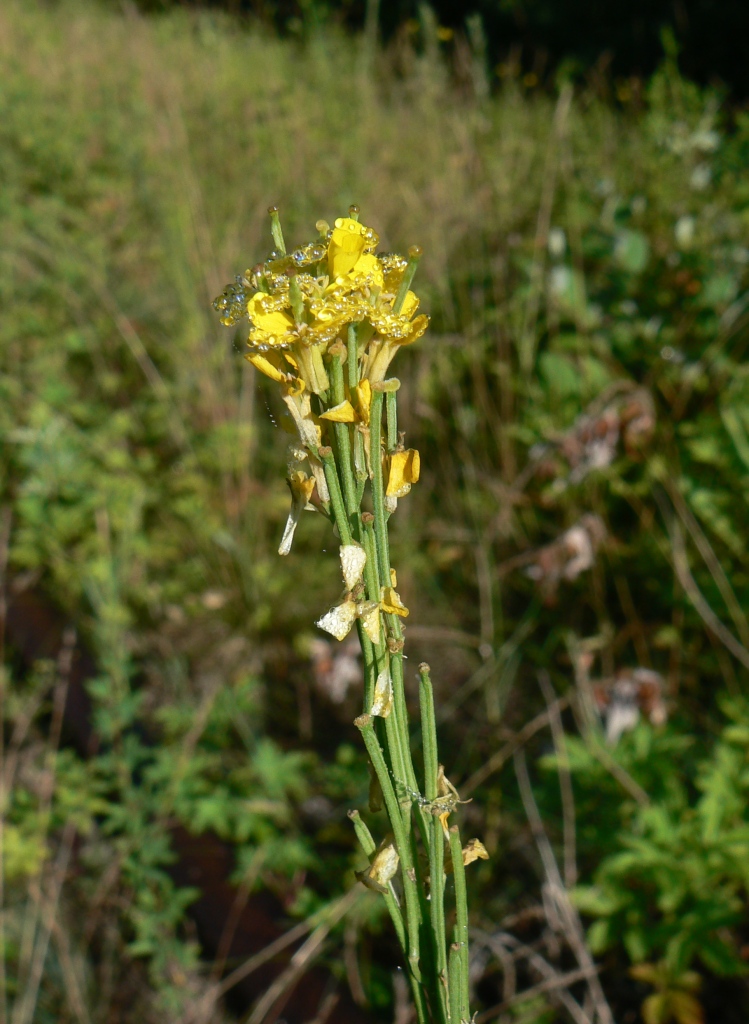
[
  {"x1": 449, "y1": 826, "x2": 470, "y2": 1023},
  {"x1": 329, "y1": 355, "x2": 359, "y2": 532},
  {"x1": 348, "y1": 813, "x2": 430, "y2": 1024},
  {"x1": 361, "y1": 514, "x2": 381, "y2": 602},
  {"x1": 347, "y1": 323, "x2": 359, "y2": 392},
  {"x1": 419, "y1": 663, "x2": 449, "y2": 1023},
  {"x1": 369, "y1": 389, "x2": 391, "y2": 587},
  {"x1": 419, "y1": 664, "x2": 439, "y2": 803},
  {"x1": 356, "y1": 621, "x2": 376, "y2": 711},
  {"x1": 386, "y1": 390, "x2": 398, "y2": 452},
  {"x1": 355, "y1": 715, "x2": 423, "y2": 982},
  {"x1": 430, "y1": 817, "x2": 449, "y2": 1024},
  {"x1": 268, "y1": 205, "x2": 286, "y2": 255},
  {"x1": 448, "y1": 944, "x2": 461, "y2": 1024},
  {"x1": 318, "y1": 447, "x2": 352, "y2": 546},
  {"x1": 390, "y1": 646, "x2": 431, "y2": 844},
  {"x1": 394, "y1": 245, "x2": 422, "y2": 314},
  {"x1": 348, "y1": 810, "x2": 407, "y2": 952}
]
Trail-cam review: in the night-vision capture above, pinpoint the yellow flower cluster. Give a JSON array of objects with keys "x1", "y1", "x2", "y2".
[
  {"x1": 215, "y1": 215, "x2": 429, "y2": 394},
  {"x1": 214, "y1": 209, "x2": 426, "y2": 562}
]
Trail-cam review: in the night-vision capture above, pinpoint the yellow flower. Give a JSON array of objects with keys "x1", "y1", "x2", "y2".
[
  {"x1": 319, "y1": 381, "x2": 373, "y2": 427},
  {"x1": 246, "y1": 292, "x2": 333, "y2": 394},
  {"x1": 386, "y1": 448, "x2": 420, "y2": 498}
]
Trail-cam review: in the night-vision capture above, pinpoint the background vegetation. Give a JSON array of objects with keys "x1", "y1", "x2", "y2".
[
  {"x1": 2, "y1": 1, "x2": 749, "y2": 1022},
  {"x1": 123, "y1": 0, "x2": 749, "y2": 99}
]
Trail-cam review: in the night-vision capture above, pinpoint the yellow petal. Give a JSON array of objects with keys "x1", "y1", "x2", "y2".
[
  {"x1": 247, "y1": 293, "x2": 295, "y2": 339},
  {"x1": 386, "y1": 449, "x2": 421, "y2": 498},
  {"x1": 380, "y1": 587, "x2": 409, "y2": 617},
  {"x1": 288, "y1": 469, "x2": 316, "y2": 504},
  {"x1": 390, "y1": 568, "x2": 397, "y2": 587},
  {"x1": 354, "y1": 379, "x2": 372, "y2": 424},
  {"x1": 320, "y1": 400, "x2": 357, "y2": 422},
  {"x1": 400, "y1": 290, "x2": 420, "y2": 318},
  {"x1": 404, "y1": 313, "x2": 429, "y2": 346},
  {"x1": 246, "y1": 352, "x2": 289, "y2": 384},
  {"x1": 352, "y1": 252, "x2": 384, "y2": 289},
  {"x1": 328, "y1": 218, "x2": 368, "y2": 278},
  {"x1": 371, "y1": 668, "x2": 393, "y2": 717},
  {"x1": 462, "y1": 839, "x2": 489, "y2": 866}
]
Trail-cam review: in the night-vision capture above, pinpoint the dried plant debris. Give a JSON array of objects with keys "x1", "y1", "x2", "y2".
[
  {"x1": 532, "y1": 387, "x2": 656, "y2": 491},
  {"x1": 525, "y1": 514, "x2": 607, "y2": 601},
  {"x1": 308, "y1": 636, "x2": 363, "y2": 704},
  {"x1": 592, "y1": 667, "x2": 668, "y2": 744}
]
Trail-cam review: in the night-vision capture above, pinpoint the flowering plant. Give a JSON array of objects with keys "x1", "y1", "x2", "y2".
[{"x1": 215, "y1": 206, "x2": 485, "y2": 1024}]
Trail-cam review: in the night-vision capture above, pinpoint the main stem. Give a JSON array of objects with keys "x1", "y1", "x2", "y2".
[{"x1": 317, "y1": 360, "x2": 471, "y2": 1024}]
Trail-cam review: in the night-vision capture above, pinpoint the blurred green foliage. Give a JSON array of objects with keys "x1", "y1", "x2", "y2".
[{"x1": 2, "y1": 1, "x2": 749, "y2": 1021}]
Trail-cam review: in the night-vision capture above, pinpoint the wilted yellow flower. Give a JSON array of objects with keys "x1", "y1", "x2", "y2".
[
  {"x1": 340, "y1": 544, "x2": 367, "y2": 590},
  {"x1": 317, "y1": 596, "x2": 382, "y2": 642},
  {"x1": 316, "y1": 596, "x2": 358, "y2": 641},
  {"x1": 279, "y1": 451, "x2": 317, "y2": 556},
  {"x1": 362, "y1": 299, "x2": 430, "y2": 383},
  {"x1": 356, "y1": 839, "x2": 399, "y2": 894},
  {"x1": 319, "y1": 400, "x2": 357, "y2": 423},
  {"x1": 246, "y1": 350, "x2": 296, "y2": 385},
  {"x1": 371, "y1": 668, "x2": 393, "y2": 717},
  {"x1": 386, "y1": 448, "x2": 421, "y2": 498},
  {"x1": 461, "y1": 839, "x2": 489, "y2": 866},
  {"x1": 353, "y1": 379, "x2": 372, "y2": 424},
  {"x1": 358, "y1": 601, "x2": 381, "y2": 644},
  {"x1": 380, "y1": 587, "x2": 409, "y2": 617}
]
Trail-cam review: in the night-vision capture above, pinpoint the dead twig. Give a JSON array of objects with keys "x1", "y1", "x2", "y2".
[
  {"x1": 476, "y1": 964, "x2": 600, "y2": 1023},
  {"x1": 666, "y1": 480, "x2": 749, "y2": 648},
  {"x1": 514, "y1": 751, "x2": 614, "y2": 1024},
  {"x1": 242, "y1": 890, "x2": 359, "y2": 1024},
  {"x1": 474, "y1": 929, "x2": 592, "y2": 1024},
  {"x1": 462, "y1": 697, "x2": 569, "y2": 798},
  {"x1": 655, "y1": 489, "x2": 749, "y2": 671},
  {"x1": 538, "y1": 672, "x2": 577, "y2": 889},
  {"x1": 217, "y1": 889, "x2": 359, "y2": 1001}
]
